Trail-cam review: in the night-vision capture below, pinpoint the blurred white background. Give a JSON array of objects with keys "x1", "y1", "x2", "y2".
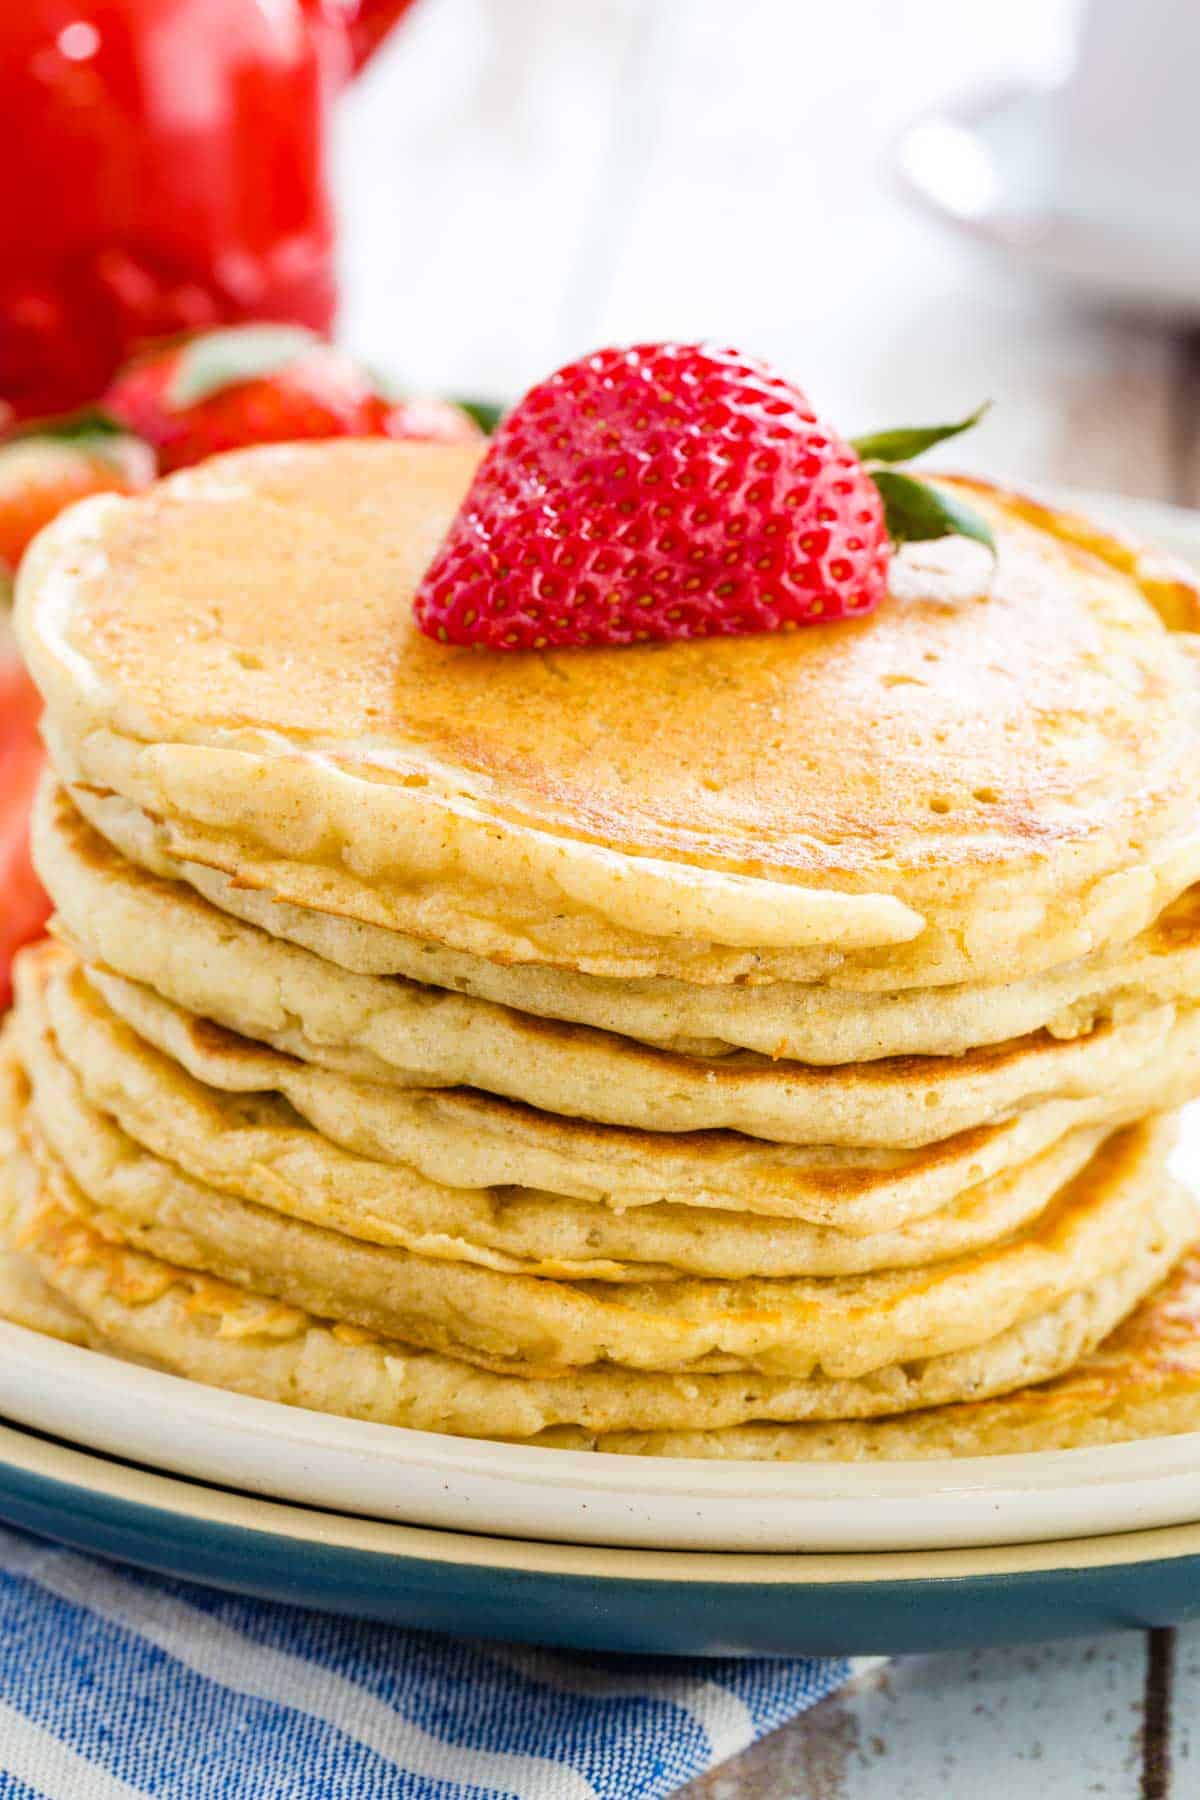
[{"x1": 333, "y1": 0, "x2": 1200, "y2": 504}]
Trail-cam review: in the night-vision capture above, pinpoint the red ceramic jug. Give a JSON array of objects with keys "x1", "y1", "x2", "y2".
[{"x1": 0, "y1": 0, "x2": 414, "y2": 421}]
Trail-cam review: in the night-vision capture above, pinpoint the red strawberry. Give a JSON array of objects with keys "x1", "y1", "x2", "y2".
[
  {"x1": 414, "y1": 343, "x2": 890, "y2": 649},
  {"x1": 0, "y1": 657, "x2": 50, "y2": 1010},
  {"x1": 104, "y1": 326, "x2": 391, "y2": 472},
  {"x1": 0, "y1": 430, "x2": 155, "y2": 580},
  {"x1": 383, "y1": 397, "x2": 485, "y2": 447}
]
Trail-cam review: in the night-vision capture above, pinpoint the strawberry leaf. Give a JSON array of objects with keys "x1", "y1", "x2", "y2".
[
  {"x1": 1, "y1": 408, "x2": 149, "y2": 474},
  {"x1": 454, "y1": 396, "x2": 506, "y2": 435},
  {"x1": 168, "y1": 325, "x2": 322, "y2": 409},
  {"x1": 871, "y1": 470, "x2": 996, "y2": 553},
  {"x1": 850, "y1": 403, "x2": 990, "y2": 467},
  {"x1": 5, "y1": 407, "x2": 125, "y2": 444}
]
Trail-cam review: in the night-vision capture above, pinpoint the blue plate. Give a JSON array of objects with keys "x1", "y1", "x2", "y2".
[{"x1": 2, "y1": 1417, "x2": 1200, "y2": 1656}]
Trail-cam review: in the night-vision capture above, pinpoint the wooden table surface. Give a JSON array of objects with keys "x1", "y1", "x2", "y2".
[{"x1": 337, "y1": 3, "x2": 1200, "y2": 1791}]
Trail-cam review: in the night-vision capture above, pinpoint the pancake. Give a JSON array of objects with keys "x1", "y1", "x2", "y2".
[
  {"x1": 4, "y1": 1056, "x2": 1197, "y2": 1453},
  {"x1": 95, "y1": 957, "x2": 1174, "y2": 1236},
  {"x1": 5, "y1": 982, "x2": 1181, "y2": 1380},
  {"x1": 4, "y1": 1126, "x2": 1191, "y2": 1441},
  {"x1": 25, "y1": 1061, "x2": 1170, "y2": 1382},
  {"x1": 18, "y1": 443, "x2": 1200, "y2": 986},
  {"x1": 26, "y1": 943, "x2": 1111, "y2": 1282},
  {"x1": 574, "y1": 1247, "x2": 1200, "y2": 1459},
  {"x1": 53, "y1": 777, "x2": 1200, "y2": 1064},
  {"x1": 0, "y1": 1246, "x2": 89, "y2": 1346},
  {"x1": 0, "y1": 1059, "x2": 89, "y2": 1348},
  {"x1": 39, "y1": 792, "x2": 1200, "y2": 1148}
]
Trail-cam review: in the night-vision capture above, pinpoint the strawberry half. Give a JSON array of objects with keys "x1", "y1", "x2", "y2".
[{"x1": 415, "y1": 343, "x2": 991, "y2": 650}]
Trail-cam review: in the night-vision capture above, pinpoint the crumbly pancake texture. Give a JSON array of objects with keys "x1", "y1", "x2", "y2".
[
  {"x1": 39, "y1": 790, "x2": 1200, "y2": 1149},
  {"x1": 18, "y1": 444, "x2": 1200, "y2": 985}
]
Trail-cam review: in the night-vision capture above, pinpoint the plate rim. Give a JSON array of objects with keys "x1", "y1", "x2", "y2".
[
  {"x1": 7, "y1": 1414, "x2": 1200, "y2": 1589},
  {"x1": 7, "y1": 1314, "x2": 1200, "y2": 1519}
]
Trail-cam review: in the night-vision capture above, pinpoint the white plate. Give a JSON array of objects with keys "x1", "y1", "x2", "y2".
[
  {"x1": 1066, "y1": 488, "x2": 1200, "y2": 567},
  {"x1": 9, "y1": 486, "x2": 1200, "y2": 1555},
  {"x1": 5, "y1": 1315, "x2": 1200, "y2": 1554}
]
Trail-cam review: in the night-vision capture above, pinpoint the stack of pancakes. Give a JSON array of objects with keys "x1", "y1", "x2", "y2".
[{"x1": 7, "y1": 439, "x2": 1200, "y2": 1459}]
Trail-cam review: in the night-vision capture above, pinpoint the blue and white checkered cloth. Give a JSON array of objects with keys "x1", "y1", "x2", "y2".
[{"x1": 0, "y1": 1524, "x2": 853, "y2": 1798}]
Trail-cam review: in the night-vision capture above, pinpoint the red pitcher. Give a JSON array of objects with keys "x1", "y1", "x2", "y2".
[{"x1": 0, "y1": 0, "x2": 414, "y2": 420}]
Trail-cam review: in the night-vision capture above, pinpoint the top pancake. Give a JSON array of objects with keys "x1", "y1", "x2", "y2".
[{"x1": 18, "y1": 441, "x2": 1200, "y2": 984}]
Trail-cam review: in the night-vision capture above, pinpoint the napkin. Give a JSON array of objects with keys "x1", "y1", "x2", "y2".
[{"x1": 0, "y1": 1524, "x2": 855, "y2": 1798}]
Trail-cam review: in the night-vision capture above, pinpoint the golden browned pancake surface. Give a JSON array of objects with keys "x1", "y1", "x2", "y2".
[
  {"x1": 22, "y1": 443, "x2": 1199, "y2": 883},
  {"x1": 18, "y1": 444, "x2": 1200, "y2": 983}
]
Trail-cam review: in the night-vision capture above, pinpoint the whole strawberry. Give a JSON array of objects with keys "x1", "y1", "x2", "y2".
[
  {"x1": 104, "y1": 326, "x2": 487, "y2": 472},
  {"x1": 0, "y1": 428, "x2": 154, "y2": 583},
  {"x1": 0, "y1": 657, "x2": 50, "y2": 1010},
  {"x1": 103, "y1": 326, "x2": 391, "y2": 472},
  {"x1": 382, "y1": 396, "x2": 485, "y2": 447},
  {"x1": 415, "y1": 342, "x2": 991, "y2": 650}
]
